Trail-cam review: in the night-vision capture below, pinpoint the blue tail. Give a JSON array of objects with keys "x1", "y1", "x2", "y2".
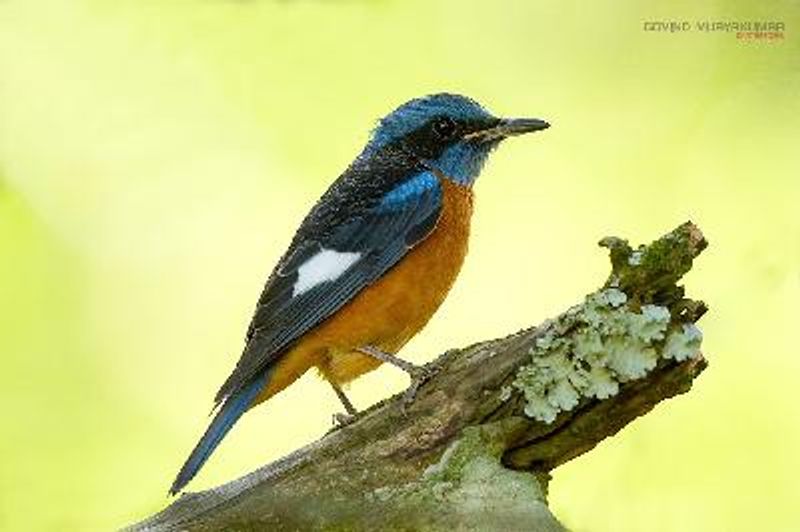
[{"x1": 169, "y1": 372, "x2": 269, "y2": 495}]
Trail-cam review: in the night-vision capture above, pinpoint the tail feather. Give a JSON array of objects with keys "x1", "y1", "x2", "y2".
[{"x1": 169, "y1": 372, "x2": 269, "y2": 495}]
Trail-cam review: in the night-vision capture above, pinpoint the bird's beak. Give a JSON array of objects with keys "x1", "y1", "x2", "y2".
[
  {"x1": 497, "y1": 118, "x2": 550, "y2": 136},
  {"x1": 464, "y1": 117, "x2": 550, "y2": 142}
]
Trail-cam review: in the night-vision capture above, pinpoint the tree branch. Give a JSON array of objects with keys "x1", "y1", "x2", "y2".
[{"x1": 130, "y1": 222, "x2": 708, "y2": 531}]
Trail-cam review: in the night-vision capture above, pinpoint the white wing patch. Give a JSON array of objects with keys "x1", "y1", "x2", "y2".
[{"x1": 292, "y1": 248, "x2": 362, "y2": 297}]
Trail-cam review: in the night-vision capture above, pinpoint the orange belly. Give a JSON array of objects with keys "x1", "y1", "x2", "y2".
[{"x1": 255, "y1": 177, "x2": 473, "y2": 403}]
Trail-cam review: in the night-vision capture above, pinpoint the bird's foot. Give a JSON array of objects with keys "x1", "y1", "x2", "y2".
[
  {"x1": 354, "y1": 345, "x2": 444, "y2": 414},
  {"x1": 328, "y1": 380, "x2": 358, "y2": 427},
  {"x1": 332, "y1": 412, "x2": 357, "y2": 427},
  {"x1": 401, "y1": 360, "x2": 444, "y2": 411}
]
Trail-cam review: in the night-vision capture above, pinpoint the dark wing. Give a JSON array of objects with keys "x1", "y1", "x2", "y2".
[{"x1": 214, "y1": 158, "x2": 443, "y2": 404}]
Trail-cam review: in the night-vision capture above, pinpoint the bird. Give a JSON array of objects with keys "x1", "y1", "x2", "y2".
[{"x1": 169, "y1": 93, "x2": 549, "y2": 495}]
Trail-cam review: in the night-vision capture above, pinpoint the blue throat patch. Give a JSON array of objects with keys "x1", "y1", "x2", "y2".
[{"x1": 430, "y1": 141, "x2": 497, "y2": 186}]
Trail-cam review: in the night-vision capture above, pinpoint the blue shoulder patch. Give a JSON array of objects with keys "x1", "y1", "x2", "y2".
[{"x1": 378, "y1": 172, "x2": 440, "y2": 210}]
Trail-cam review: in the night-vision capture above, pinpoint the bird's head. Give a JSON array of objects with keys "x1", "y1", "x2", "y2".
[{"x1": 365, "y1": 93, "x2": 549, "y2": 186}]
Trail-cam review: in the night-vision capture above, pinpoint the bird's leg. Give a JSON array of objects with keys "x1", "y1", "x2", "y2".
[
  {"x1": 357, "y1": 345, "x2": 442, "y2": 407},
  {"x1": 357, "y1": 345, "x2": 419, "y2": 374},
  {"x1": 329, "y1": 381, "x2": 358, "y2": 426}
]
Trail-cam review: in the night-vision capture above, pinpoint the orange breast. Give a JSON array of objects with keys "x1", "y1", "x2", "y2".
[{"x1": 255, "y1": 177, "x2": 473, "y2": 403}]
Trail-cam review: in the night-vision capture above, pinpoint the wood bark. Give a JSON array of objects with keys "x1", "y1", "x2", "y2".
[{"x1": 130, "y1": 222, "x2": 708, "y2": 531}]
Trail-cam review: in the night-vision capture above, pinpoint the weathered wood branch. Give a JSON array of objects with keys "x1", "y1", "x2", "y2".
[{"x1": 131, "y1": 222, "x2": 708, "y2": 532}]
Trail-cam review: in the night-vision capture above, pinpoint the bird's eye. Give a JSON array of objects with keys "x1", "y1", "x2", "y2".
[{"x1": 432, "y1": 117, "x2": 456, "y2": 139}]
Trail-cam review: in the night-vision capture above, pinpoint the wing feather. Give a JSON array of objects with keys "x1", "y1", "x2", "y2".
[{"x1": 214, "y1": 167, "x2": 442, "y2": 404}]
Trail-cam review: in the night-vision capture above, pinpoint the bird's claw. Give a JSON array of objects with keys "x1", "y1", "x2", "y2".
[
  {"x1": 333, "y1": 412, "x2": 356, "y2": 427},
  {"x1": 400, "y1": 361, "x2": 443, "y2": 414}
]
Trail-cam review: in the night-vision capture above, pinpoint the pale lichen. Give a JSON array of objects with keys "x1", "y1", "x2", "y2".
[
  {"x1": 663, "y1": 323, "x2": 703, "y2": 362},
  {"x1": 509, "y1": 288, "x2": 702, "y2": 424}
]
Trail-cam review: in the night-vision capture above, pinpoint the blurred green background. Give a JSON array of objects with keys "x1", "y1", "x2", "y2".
[{"x1": 1, "y1": 1, "x2": 797, "y2": 530}]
